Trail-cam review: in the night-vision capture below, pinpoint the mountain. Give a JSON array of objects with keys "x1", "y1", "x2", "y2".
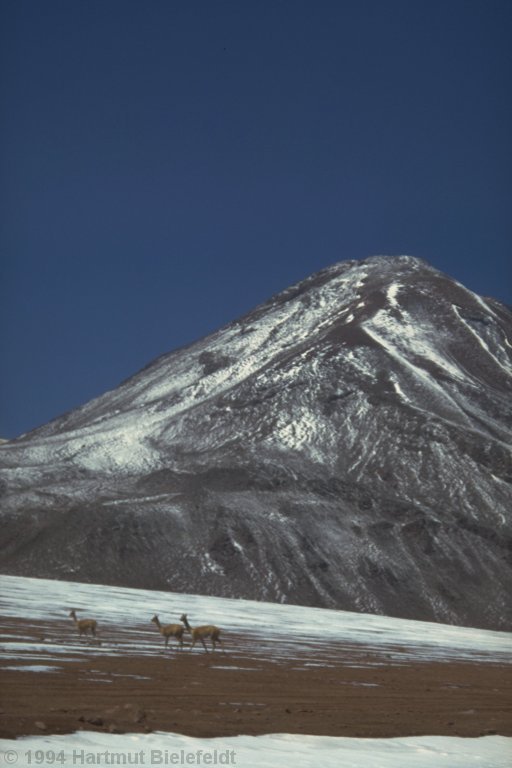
[{"x1": 0, "y1": 255, "x2": 511, "y2": 629}]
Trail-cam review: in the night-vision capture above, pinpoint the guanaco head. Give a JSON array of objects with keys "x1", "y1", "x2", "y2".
[
  {"x1": 69, "y1": 610, "x2": 77, "y2": 619},
  {"x1": 180, "y1": 614, "x2": 192, "y2": 632},
  {"x1": 151, "y1": 614, "x2": 160, "y2": 626}
]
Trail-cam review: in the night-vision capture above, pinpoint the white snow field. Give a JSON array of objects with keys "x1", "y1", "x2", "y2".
[
  {"x1": 0, "y1": 575, "x2": 511, "y2": 666},
  {"x1": 1, "y1": 730, "x2": 510, "y2": 768},
  {"x1": 1, "y1": 574, "x2": 511, "y2": 766}
]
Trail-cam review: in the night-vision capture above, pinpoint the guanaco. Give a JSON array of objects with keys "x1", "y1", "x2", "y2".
[
  {"x1": 180, "y1": 613, "x2": 224, "y2": 653},
  {"x1": 151, "y1": 614, "x2": 185, "y2": 649},
  {"x1": 69, "y1": 609, "x2": 97, "y2": 637}
]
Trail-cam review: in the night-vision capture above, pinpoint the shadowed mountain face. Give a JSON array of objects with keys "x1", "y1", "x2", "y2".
[{"x1": 1, "y1": 255, "x2": 511, "y2": 629}]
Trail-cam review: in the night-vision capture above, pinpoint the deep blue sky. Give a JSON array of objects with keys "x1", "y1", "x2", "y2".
[{"x1": 1, "y1": 1, "x2": 511, "y2": 438}]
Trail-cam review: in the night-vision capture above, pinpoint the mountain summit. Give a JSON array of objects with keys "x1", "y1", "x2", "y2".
[{"x1": 1, "y1": 256, "x2": 511, "y2": 629}]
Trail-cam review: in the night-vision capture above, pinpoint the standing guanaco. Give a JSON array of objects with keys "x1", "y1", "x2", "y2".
[
  {"x1": 180, "y1": 613, "x2": 224, "y2": 653},
  {"x1": 69, "y1": 609, "x2": 97, "y2": 637},
  {"x1": 151, "y1": 614, "x2": 185, "y2": 649}
]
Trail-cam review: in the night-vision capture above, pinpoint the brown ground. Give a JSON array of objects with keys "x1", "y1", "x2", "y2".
[{"x1": 1, "y1": 617, "x2": 511, "y2": 740}]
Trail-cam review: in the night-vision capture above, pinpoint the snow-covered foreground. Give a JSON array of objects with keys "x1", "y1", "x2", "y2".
[
  {"x1": 1, "y1": 731, "x2": 511, "y2": 768},
  {"x1": 0, "y1": 575, "x2": 511, "y2": 666}
]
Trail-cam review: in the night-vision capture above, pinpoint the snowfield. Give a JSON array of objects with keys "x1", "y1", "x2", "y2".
[
  {"x1": 2, "y1": 730, "x2": 510, "y2": 768},
  {"x1": 0, "y1": 575, "x2": 511, "y2": 666}
]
